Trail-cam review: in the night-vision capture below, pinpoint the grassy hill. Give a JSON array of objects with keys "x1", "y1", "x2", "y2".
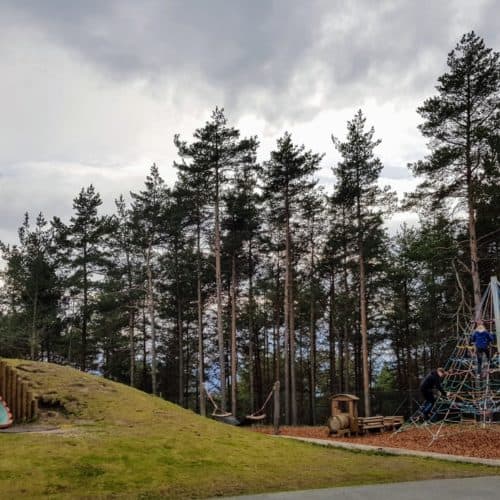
[{"x1": 0, "y1": 359, "x2": 497, "y2": 499}]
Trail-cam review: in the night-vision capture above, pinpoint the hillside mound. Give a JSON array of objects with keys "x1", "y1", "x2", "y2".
[
  {"x1": 0, "y1": 359, "x2": 497, "y2": 499},
  {"x1": 8, "y1": 359, "x2": 181, "y2": 426}
]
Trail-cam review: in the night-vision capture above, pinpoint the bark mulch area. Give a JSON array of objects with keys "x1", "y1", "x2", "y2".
[{"x1": 252, "y1": 424, "x2": 500, "y2": 460}]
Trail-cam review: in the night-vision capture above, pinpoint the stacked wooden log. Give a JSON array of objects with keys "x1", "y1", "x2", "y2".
[{"x1": 0, "y1": 360, "x2": 38, "y2": 423}]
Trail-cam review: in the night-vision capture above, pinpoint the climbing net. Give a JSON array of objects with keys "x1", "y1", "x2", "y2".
[{"x1": 399, "y1": 278, "x2": 500, "y2": 444}]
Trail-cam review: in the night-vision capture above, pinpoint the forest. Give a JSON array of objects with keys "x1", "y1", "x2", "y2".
[{"x1": 1, "y1": 31, "x2": 499, "y2": 424}]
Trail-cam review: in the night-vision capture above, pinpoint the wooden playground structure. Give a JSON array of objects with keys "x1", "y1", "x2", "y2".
[
  {"x1": 328, "y1": 393, "x2": 404, "y2": 437},
  {"x1": 0, "y1": 360, "x2": 38, "y2": 427}
]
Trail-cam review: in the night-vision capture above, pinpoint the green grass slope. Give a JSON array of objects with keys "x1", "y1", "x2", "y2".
[{"x1": 0, "y1": 359, "x2": 497, "y2": 499}]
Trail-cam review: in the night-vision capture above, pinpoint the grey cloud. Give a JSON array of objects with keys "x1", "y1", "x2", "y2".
[
  {"x1": 5, "y1": 0, "x2": 499, "y2": 125},
  {"x1": 382, "y1": 165, "x2": 413, "y2": 180},
  {"x1": 0, "y1": 160, "x2": 147, "y2": 246}
]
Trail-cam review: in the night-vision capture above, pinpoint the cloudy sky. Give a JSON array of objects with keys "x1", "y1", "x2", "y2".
[{"x1": 1, "y1": 0, "x2": 499, "y2": 245}]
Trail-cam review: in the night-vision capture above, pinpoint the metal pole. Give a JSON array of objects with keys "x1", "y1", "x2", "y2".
[{"x1": 491, "y1": 276, "x2": 500, "y2": 355}]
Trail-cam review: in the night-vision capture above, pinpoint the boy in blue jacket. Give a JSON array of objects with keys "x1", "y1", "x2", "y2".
[{"x1": 470, "y1": 321, "x2": 495, "y2": 375}]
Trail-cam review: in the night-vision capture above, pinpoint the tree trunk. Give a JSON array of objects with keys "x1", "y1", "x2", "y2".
[
  {"x1": 273, "y1": 256, "x2": 281, "y2": 392},
  {"x1": 30, "y1": 287, "x2": 39, "y2": 361},
  {"x1": 129, "y1": 310, "x2": 135, "y2": 387},
  {"x1": 142, "y1": 302, "x2": 148, "y2": 390},
  {"x1": 466, "y1": 76, "x2": 482, "y2": 318},
  {"x1": 467, "y1": 173, "x2": 481, "y2": 317},
  {"x1": 329, "y1": 272, "x2": 336, "y2": 394},
  {"x1": 230, "y1": 253, "x2": 238, "y2": 417},
  {"x1": 82, "y1": 243, "x2": 88, "y2": 371},
  {"x1": 359, "y1": 243, "x2": 371, "y2": 416},
  {"x1": 283, "y1": 211, "x2": 291, "y2": 425},
  {"x1": 214, "y1": 165, "x2": 226, "y2": 411},
  {"x1": 177, "y1": 263, "x2": 184, "y2": 407},
  {"x1": 196, "y1": 216, "x2": 206, "y2": 416},
  {"x1": 285, "y1": 193, "x2": 297, "y2": 425},
  {"x1": 403, "y1": 279, "x2": 412, "y2": 413},
  {"x1": 248, "y1": 240, "x2": 255, "y2": 412},
  {"x1": 146, "y1": 242, "x2": 157, "y2": 395},
  {"x1": 126, "y1": 248, "x2": 135, "y2": 387},
  {"x1": 309, "y1": 224, "x2": 316, "y2": 425}
]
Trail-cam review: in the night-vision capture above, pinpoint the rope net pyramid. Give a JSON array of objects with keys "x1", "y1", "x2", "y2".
[{"x1": 402, "y1": 277, "x2": 500, "y2": 443}]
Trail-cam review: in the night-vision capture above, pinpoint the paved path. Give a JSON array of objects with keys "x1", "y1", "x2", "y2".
[
  {"x1": 220, "y1": 476, "x2": 500, "y2": 499},
  {"x1": 278, "y1": 435, "x2": 500, "y2": 467}
]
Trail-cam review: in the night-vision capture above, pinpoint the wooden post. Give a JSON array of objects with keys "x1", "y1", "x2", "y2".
[
  {"x1": 0, "y1": 361, "x2": 6, "y2": 398},
  {"x1": 16, "y1": 376, "x2": 22, "y2": 421},
  {"x1": 10, "y1": 369, "x2": 16, "y2": 420},
  {"x1": 5, "y1": 367, "x2": 10, "y2": 409},
  {"x1": 20, "y1": 383, "x2": 27, "y2": 422},
  {"x1": 31, "y1": 399, "x2": 37, "y2": 421},
  {"x1": 273, "y1": 381, "x2": 280, "y2": 435},
  {"x1": 27, "y1": 391, "x2": 33, "y2": 420}
]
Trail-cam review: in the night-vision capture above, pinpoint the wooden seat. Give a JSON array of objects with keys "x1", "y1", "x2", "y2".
[
  {"x1": 383, "y1": 416, "x2": 404, "y2": 430},
  {"x1": 358, "y1": 416, "x2": 384, "y2": 433}
]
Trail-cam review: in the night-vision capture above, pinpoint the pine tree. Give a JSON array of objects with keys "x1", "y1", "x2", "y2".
[
  {"x1": 1, "y1": 213, "x2": 62, "y2": 360},
  {"x1": 263, "y1": 132, "x2": 322, "y2": 425},
  {"x1": 412, "y1": 31, "x2": 500, "y2": 318},
  {"x1": 130, "y1": 165, "x2": 168, "y2": 395},
  {"x1": 160, "y1": 184, "x2": 197, "y2": 407},
  {"x1": 299, "y1": 190, "x2": 325, "y2": 424},
  {"x1": 108, "y1": 195, "x2": 145, "y2": 387},
  {"x1": 174, "y1": 107, "x2": 258, "y2": 412},
  {"x1": 332, "y1": 110, "x2": 395, "y2": 416},
  {"x1": 52, "y1": 185, "x2": 111, "y2": 370},
  {"x1": 222, "y1": 160, "x2": 261, "y2": 416}
]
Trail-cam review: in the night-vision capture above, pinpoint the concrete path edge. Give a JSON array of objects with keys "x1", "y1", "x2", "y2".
[{"x1": 276, "y1": 435, "x2": 500, "y2": 467}]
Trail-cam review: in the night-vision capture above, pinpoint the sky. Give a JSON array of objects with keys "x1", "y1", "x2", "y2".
[{"x1": 1, "y1": 0, "x2": 499, "y2": 245}]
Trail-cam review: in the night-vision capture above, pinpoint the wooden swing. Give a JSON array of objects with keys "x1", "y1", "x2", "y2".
[
  {"x1": 244, "y1": 385, "x2": 275, "y2": 422},
  {"x1": 205, "y1": 389, "x2": 232, "y2": 418}
]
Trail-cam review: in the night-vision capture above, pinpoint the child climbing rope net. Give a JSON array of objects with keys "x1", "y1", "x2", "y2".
[{"x1": 398, "y1": 277, "x2": 500, "y2": 444}]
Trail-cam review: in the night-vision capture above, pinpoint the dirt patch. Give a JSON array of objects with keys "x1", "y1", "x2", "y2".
[
  {"x1": 0, "y1": 424, "x2": 62, "y2": 434},
  {"x1": 252, "y1": 425, "x2": 500, "y2": 460},
  {"x1": 16, "y1": 364, "x2": 47, "y2": 373}
]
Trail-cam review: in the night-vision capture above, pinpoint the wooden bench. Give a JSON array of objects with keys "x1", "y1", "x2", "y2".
[
  {"x1": 358, "y1": 415, "x2": 384, "y2": 433},
  {"x1": 383, "y1": 416, "x2": 404, "y2": 430}
]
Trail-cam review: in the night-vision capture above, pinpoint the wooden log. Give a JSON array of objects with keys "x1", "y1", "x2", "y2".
[
  {"x1": 328, "y1": 414, "x2": 350, "y2": 434},
  {"x1": 31, "y1": 398, "x2": 38, "y2": 420},
  {"x1": 20, "y1": 383, "x2": 27, "y2": 422},
  {"x1": 26, "y1": 390, "x2": 33, "y2": 420},
  {"x1": 0, "y1": 361, "x2": 5, "y2": 398},
  {"x1": 16, "y1": 376, "x2": 22, "y2": 421},
  {"x1": 5, "y1": 367, "x2": 10, "y2": 410},
  {"x1": 9, "y1": 369, "x2": 16, "y2": 420}
]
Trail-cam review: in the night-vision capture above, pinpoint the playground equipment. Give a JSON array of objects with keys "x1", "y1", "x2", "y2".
[
  {"x1": 204, "y1": 381, "x2": 280, "y2": 429},
  {"x1": 400, "y1": 276, "x2": 500, "y2": 443},
  {"x1": 328, "y1": 393, "x2": 403, "y2": 436},
  {"x1": 328, "y1": 394, "x2": 359, "y2": 436},
  {"x1": 0, "y1": 360, "x2": 38, "y2": 426}
]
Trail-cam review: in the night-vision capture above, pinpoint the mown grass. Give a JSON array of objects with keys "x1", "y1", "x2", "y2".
[{"x1": 0, "y1": 359, "x2": 498, "y2": 499}]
